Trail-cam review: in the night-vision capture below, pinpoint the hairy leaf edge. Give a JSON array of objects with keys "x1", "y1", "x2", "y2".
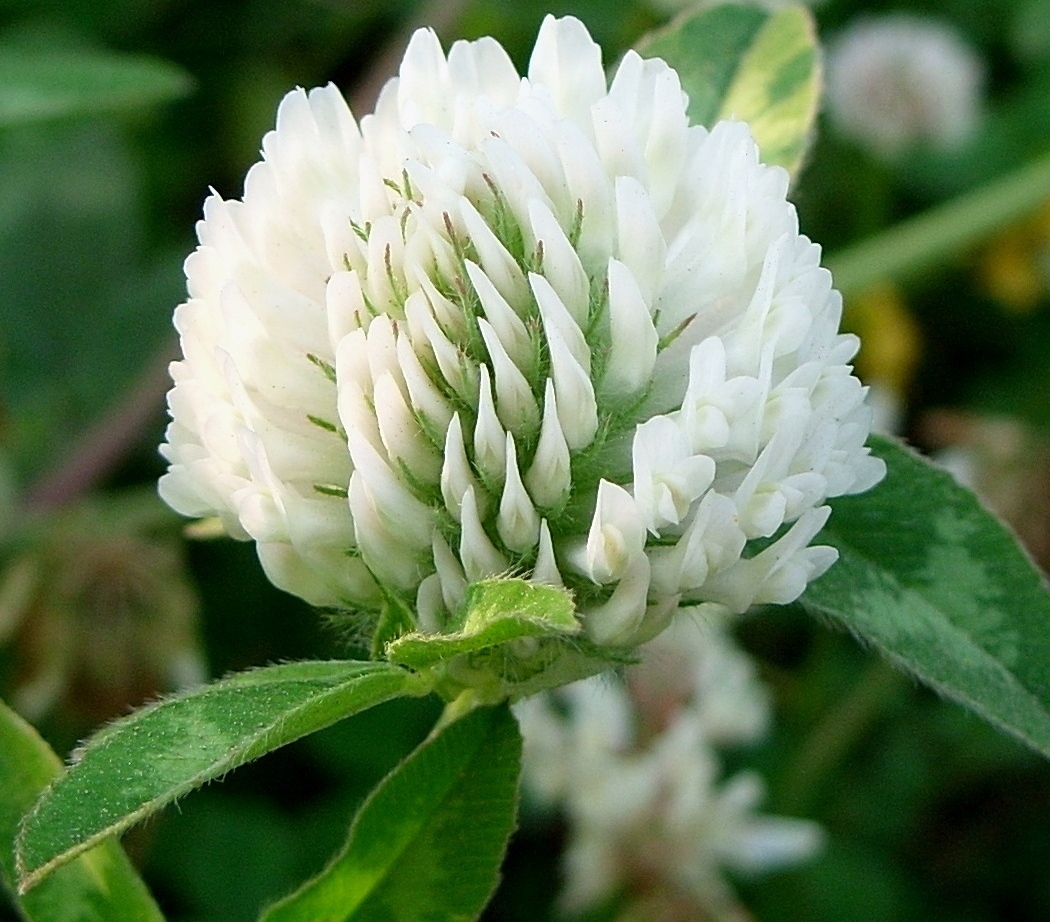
[{"x1": 16, "y1": 660, "x2": 430, "y2": 892}]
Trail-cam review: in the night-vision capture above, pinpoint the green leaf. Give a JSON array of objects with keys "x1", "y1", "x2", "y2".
[
  {"x1": 17, "y1": 660, "x2": 430, "y2": 892},
  {"x1": 386, "y1": 578, "x2": 622, "y2": 701},
  {"x1": 637, "y1": 3, "x2": 819, "y2": 176},
  {"x1": 261, "y1": 703, "x2": 522, "y2": 922},
  {"x1": 0, "y1": 48, "x2": 193, "y2": 126},
  {"x1": 386, "y1": 577, "x2": 579, "y2": 670},
  {"x1": 0, "y1": 698, "x2": 164, "y2": 922},
  {"x1": 800, "y1": 435, "x2": 1050, "y2": 758}
]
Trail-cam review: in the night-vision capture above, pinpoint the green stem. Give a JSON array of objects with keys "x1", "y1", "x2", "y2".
[
  {"x1": 827, "y1": 148, "x2": 1050, "y2": 298},
  {"x1": 776, "y1": 659, "x2": 906, "y2": 815},
  {"x1": 432, "y1": 688, "x2": 491, "y2": 733}
]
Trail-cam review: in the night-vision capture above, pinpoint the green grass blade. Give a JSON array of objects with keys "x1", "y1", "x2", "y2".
[{"x1": 0, "y1": 48, "x2": 193, "y2": 126}]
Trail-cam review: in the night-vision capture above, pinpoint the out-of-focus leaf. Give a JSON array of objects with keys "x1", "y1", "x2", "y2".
[
  {"x1": 0, "y1": 121, "x2": 179, "y2": 483},
  {"x1": 0, "y1": 48, "x2": 192, "y2": 126},
  {"x1": 261, "y1": 703, "x2": 521, "y2": 922},
  {"x1": 0, "y1": 698, "x2": 165, "y2": 921},
  {"x1": 16, "y1": 660, "x2": 430, "y2": 892},
  {"x1": 637, "y1": 3, "x2": 819, "y2": 175},
  {"x1": 801, "y1": 435, "x2": 1050, "y2": 759}
]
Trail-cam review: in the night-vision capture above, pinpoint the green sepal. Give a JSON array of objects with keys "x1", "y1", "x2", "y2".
[
  {"x1": 386, "y1": 578, "x2": 629, "y2": 701},
  {"x1": 386, "y1": 577, "x2": 579, "y2": 669},
  {"x1": 370, "y1": 589, "x2": 417, "y2": 660}
]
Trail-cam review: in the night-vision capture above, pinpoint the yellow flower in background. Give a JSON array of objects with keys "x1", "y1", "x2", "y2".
[
  {"x1": 848, "y1": 283, "x2": 922, "y2": 401},
  {"x1": 977, "y1": 200, "x2": 1050, "y2": 313}
]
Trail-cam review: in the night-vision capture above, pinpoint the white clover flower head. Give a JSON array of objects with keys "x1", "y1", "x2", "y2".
[
  {"x1": 159, "y1": 15, "x2": 884, "y2": 651},
  {"x1": 826, "y1": 13, "x2": 985, "y2": 159},
  {"x1": 629, "y1": 612, "x2": 771, "y2": 744}
]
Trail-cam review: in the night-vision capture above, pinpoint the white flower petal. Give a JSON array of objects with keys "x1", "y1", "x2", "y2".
[
  {"x1": 531, "y1": 272, "x2": 590, "y2": 374},
  {"x1": 459, "y1": 199, "x2": 531, "y2": 310},
  {"x1": 532, "y1": 519, "x2": 564, "y2": 586},
  {"x1": 477, "y1": 317, "x2": 541, "y2": 436},
  {"x1": 498, "y1": 432, "x2": 541, "y2": 554},
  {"x1": 571, "y1": 480, "x2": 645, "y2": 585},
  {"x1": 459, "y1": 486, "x2": 509, "y2": 581},
  {"x1": 397, "y1": 28, "x2": 453, "y2": 129},
  {"x1": 346, "y1": 429, "x2": 434, "y2": 548},
  {"x1": 373, "y1": 371, "x2": 441, "y2": 482},
  {"x1": 614, "y1": 175, "x2": 665, "y2": 304},
  {"x1": 465, "y1": 259, "x2": 533, "y2": 373},
  {"x1": 632, "y1": 415, "x2": 715, "y2": 533},
  {"x1": 394, "y1": 330, "x2": 455, "y2": 434},
  {"x1": 602, "y1": 257, "x2": 658, "y2": 399},
  {"x1": 404, "y1": 290, "x2": 477, "y2": 403},
  {"x1": 528, "y1": 15, "x2": 607, "y2": 125},
  {"x1": 446, "y1": 35, "x2": 520, "y2": 106},
  {"x1": 528, "y1": 200, "x2": 590, "y2": 325},
  {"x1": 525, "y1": 379, "x2": 572, "y2": 510},
  {"x1": 433, "y1": 531, "x2": 468, "y2": 616},
  {"x1": 415, "y1": 573, "x2": 446, "y2": 633},
  {"x1": 583, "y1": 553, "x2": 651, "y2": 646},
  {"x1": 546, "y1": 324, "x2": 598, "y2": 450},
  {"x1": 473, "y1": 364, "x2": 507, "y2": 487},
  {"x1": 440, "y1": 412, "x2": 481, "y2": 523},
  {"x1": 325, "y1": 270, "x2": 368, "y2": 347},
  {"x1": 348, "y1": 471, "x2": 426, "y2": 591}
]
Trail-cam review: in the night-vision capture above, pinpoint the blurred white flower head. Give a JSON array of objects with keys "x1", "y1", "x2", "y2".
[
  {"x1": 159, "y1": 15, "x2": 883, "y2": 648},
  {"x1": 516, "y1": 616, "x2": 823, "y2": 916},
  {"x1": 826, "y1": 14, "x2": 985, "y2": 159}
]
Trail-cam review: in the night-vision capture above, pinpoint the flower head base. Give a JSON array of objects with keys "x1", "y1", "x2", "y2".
[{"x1": 160, "y1": 16, "x2": 884, "y2": 652}]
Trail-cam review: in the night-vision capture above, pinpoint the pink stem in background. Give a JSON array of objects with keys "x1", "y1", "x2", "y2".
[
  {"x1": 22, "y1": 340, "x2": 180, "y2": 514},
  {"x1": 21, "y1": 0, "x2": 470, "y2": 514}
]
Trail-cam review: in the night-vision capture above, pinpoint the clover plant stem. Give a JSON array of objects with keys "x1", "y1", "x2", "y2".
[
  {"x1": 776, "y1": 659, "x2": 906, "y2": 815},
  {"x1": 828, "y1": 148, "x2": 1050, "y2": 298},
  {"x1": 434, "y1": 688, "x2": 492, "y2": 732}
]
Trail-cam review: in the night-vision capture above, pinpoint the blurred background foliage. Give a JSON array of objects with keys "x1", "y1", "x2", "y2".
[{"x1": 1, "y1": 0, "x2": 1050, "y2": 920}]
